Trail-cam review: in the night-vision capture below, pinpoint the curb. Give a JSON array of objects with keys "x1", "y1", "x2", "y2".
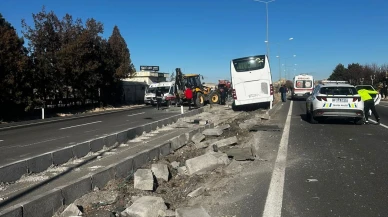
[
  {"x1": 0, "y1": 107, "x2": 203, "y2": 183},
  {"x1": 0, "y1": 105, "x2": 148, "y2": 132},
  {"x1": 0, "y1": 109, "x2": 213, "y2": 217}
]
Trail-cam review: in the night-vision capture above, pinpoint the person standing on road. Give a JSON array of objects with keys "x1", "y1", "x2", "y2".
[
  {"x1": 279, "y1": 84, "x2": 287, "y2": 102},
  {"x1": 220, "y1": 86, "x2": 226, "y2": 105},
  {"x1": 155, "y1": 87, "x2": 163, "y2": 110},
  {"x1": 358, "y1": 88, "x2": 380, "y2": 124},
  {"x1": 184, "y1": 85, "x2": 193, "y2": 110}
]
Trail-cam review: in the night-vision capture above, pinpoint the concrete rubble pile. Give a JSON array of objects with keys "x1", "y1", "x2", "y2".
[{"x1": 55, "y1": 104, "x2": 267, "y2": 217}]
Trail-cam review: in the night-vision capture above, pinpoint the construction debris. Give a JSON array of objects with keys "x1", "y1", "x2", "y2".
[
  {"x1": 151, "y1": 164, "x2": 170, "y2": 182},
  {"x1": 202, "y1": 128, "x2": 224, "y2": 136},
  {"x1": 225, "y1": 147, "x2": 254, "y2": 161},
  {"x1": 121, "y1": 196, "x2": 167, "y2": 217},
  {"x1": 212, "y1": 136, "x2": 238, "y2": 148},
  {"x1": 187, "y1": 187, "x2": 205, "y2": 198},
  {"x1": 60, "y1": 204, "x2": 82, "y2": 217},
  {"x1": 134, "y1": 169, "x2": 154, "y2": 191},
  {"x1": 191, "y1": 132, "x2": 206, "y2": 144},
  {"x1": 185, "y1": 152, "x2": 229, "y2": 175}
]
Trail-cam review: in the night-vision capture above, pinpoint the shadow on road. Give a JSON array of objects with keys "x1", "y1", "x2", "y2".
[{"x1": 299, "y1": 114, "x2": 360, "y2": 125}]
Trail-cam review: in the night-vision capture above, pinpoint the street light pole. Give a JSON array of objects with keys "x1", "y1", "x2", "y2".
[
  {"x1": 255, "y1": 0, "x2": 275, "y2": 60},
  {"x1": 274, "y1": 38, "x2": 293, "y2": 82}
]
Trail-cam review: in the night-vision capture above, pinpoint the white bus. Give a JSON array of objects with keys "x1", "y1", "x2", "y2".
[
  {"x1": 230, "y1": 54, "x2": 274, "y2": 110},
  {"x1": 292, "y1": 74, "x2": 314, "y2": 100}
]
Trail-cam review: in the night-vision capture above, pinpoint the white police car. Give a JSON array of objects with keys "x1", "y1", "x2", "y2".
[{"x1": 306, "y1": 81, "x2": 364, "y2": 124}]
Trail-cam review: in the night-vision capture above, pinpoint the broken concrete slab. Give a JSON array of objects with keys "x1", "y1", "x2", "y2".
[
  {"x1": 175, "y1": 123, "x2": 190, "y2": 128},
  {"x1": 134, "y1": 169, "x2": 154, "y2": 191},
  {"x1": 162, "y1": 210, "x2": 176, "y2": 217},
  {"x1": 74, "y1": 190, "x2": 118, "y2": 207},
  {"x1": 176, "y1": 206, "x2": 211, "y2": 217},
  {"x1": 199, "y1": 120, "x2": 209, "y2": 125},
  {"x1": 258, "y1": 112, "x2": 270, "y2": 120},
  {"x1": 60, "y1": 203, "x2": 82, "y2": 217},
  {"x1": 194, "y1": 138, "x2": 218, "y2": 149},
  {"x1": 217, "y1": 124, "x2": 230, "y2": 130},
  {"x1": 225, "y1": 147, "x2": 254, "y2": 161},
  {"x1": 171, "y1": 161, "x2": 180, "y2": 169},
  {"x1": 191, "y1": 133, "x2": 205, "y2": 145},
  {"x1": 177, "y1": 166, "x2": 188, "y2": 176},
  {"x1": 212, "y1": 136, "x2": 238, "y2": 148},
  {"x1": 223, "y1": 160, "x2": 244, "y2": 175},
  {"x1": 202, "y1": 128, "x2": 223, "y2": 136},
  {"x1": 239, "y1": 119, "x2": 261, "y2": 130},
  {"x1": 121, "y1": 196, "x2": 167, "y2": 217},
  {"x1": 151, "y1": 164, "x2": 169, "y2": 182},
  {"x1": 185, "y1": 152, "x2": 229, "y2": 175},
  {"x1": 187, "y1": 187, "x2": 205, "y2": 198}
]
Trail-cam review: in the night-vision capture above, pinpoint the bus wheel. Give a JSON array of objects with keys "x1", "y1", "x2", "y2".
[{"x1": 195, "y1": 93, "x2": 205, "y2": 107}]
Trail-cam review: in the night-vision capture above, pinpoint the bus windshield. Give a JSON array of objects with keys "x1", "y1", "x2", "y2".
[
  {"x1": 232, "y1": 55, "x2": 266, "y2": 72},
  {"x1": 295, "y1": 80, "x2": 313, "y2": 88}
]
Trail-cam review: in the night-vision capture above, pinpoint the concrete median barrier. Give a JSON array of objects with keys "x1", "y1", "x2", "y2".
[
  {"x1": 0, "y1": 161, "x2": 27, "y2": 183},
  {"x1": 72, "y1": 142, "x2": 90, "y2": 159},
  {"x1": 0, "y1": 107, "x2": 212, "y2": 217},
  {"x1": 159, "y1": 142, "x2": 171, "y2": 157},
  {"x1": 27, "y1": 153, "x2": 52, "y2": 174},
  {"x1": 114, "y1": 157, "x2": 134, "y2": 179},
  {"x1": 91, "y1": 167, "x2": 115, "y2": 190},
  {"x1": 0, "y1": 107, "x2": 204, "y2": 184},
  {"x1": 126, "y1": 128, "x2": 137, "y2": 140},
  {"x1": 22, "y1": 188, "x2": 63, "y2": 217},
  {"x1": 116, "y1": 131, "x2": 128, "y2": 144},
  {"x1": 59, "y1": 176, "x2": 92, "y2": 205},
  {"x1": 133, "y1": 151, "x2": 150, "y2": 171},
  {"x1": 135, "y1": 125, "x2": 145, "y2": 137},
  {"x1": 104, "y1": 134, "x2": 117, "y2": 148},
  {"x1": 89, "y1": 137, "x2": 104, "y2": 153},
  {"x1": 143, "y1": 123, "x2": 152, "y2": 133},
  {"x1": 148, "y1": 146, "x2": 160, "y2": 161},
  {"x1": 0, "y1": 205, "x2": 22, "y2": 217},
  {"x1": 52, "y1": 146, "x2": 74, "y2": 166}
]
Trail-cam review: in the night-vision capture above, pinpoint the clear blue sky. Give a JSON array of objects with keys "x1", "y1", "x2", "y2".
[{"x1": 1, "y1": 0, "x2": 388, "y2": 83}]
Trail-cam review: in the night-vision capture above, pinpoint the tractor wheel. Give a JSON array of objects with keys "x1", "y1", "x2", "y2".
[
  {"x1": 209, "y1": 92, "x2": 220, "y2": 104},
  {"x1": 195, "y1": 93, "x2": 205, "y2": 107}
]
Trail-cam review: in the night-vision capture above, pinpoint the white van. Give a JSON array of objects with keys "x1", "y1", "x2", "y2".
[
  {"x1": 230, "y1": 55, "x2": 274, "y2": 109},
  {"x1": 144, "y1": 81, "x2": 177, "y2": 106}
]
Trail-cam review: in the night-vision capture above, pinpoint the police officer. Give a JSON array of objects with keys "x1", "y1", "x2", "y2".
[{"x1": 358, "y1": 88, "x2": 380, "y2": 124}]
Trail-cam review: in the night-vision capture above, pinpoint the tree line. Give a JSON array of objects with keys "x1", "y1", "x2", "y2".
[
  {"x1": 0, "y1": 7, "x2": 135, "y2": 121},
  {"x1": 328, "y1": 63, "x2": 388, "y2": 87}
]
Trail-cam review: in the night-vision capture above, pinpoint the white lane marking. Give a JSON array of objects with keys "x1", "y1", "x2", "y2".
[
  {"x1": 0, "y1": 140, "x2": 3, "y2": 142},
  {"x1": 128, "y1": 112, "x2": 145, "y2": 117},
  {"x1": 59, "y1": 121, "x2": 102, "y2": 130},
  {"x1": 369, "y1": 119, "x2": 388, "y2": 129},
  {"x1": 263, "y1": 100, "x2": 293, "y2": 217},
  {"x1": 0, "y1": 105, "x2": 147, "y2": 130},
  {"x1": 1, "y1": 136, "x2": 69, "y2": 150}
]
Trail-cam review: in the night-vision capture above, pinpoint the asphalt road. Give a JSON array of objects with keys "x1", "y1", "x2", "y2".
[
  {"x1": 282, "y1": 100, "x2": 388, "y2": 216},
  {"x1": 0, "y1": 106, "x2": 185, "y2": 166},
  {"x1": 210, "y1": 98, "x2": 388, "y2": 216}
]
